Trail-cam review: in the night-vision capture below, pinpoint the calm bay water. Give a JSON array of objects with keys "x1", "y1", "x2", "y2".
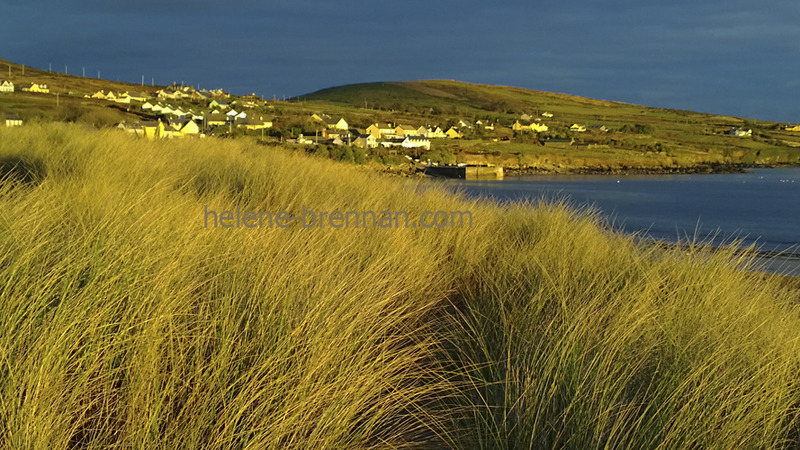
[{"x1": 442, "y1": 167, "x2": 800, "y2": 276}]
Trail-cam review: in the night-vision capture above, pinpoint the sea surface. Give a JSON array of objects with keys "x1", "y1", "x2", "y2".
[{"x1": 441, "y1": 167, "x2": 800, "y2": 276}]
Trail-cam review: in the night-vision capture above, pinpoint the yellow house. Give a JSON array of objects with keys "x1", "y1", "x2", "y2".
[
  {"x1": 395, "y1": 124, "x2": 417, "y2": 136},
  {"x1": 179, "y1": 120, "x2": 201, "y2": 136},
  {"x1": 0, "y1": 81, "x2": 15, "y2": 93},
  {"x1": 91, "y1": 90, "x2": 107, "y2": 100},
  {"x1": 312, "y1": 113, "x2": 348, "y2": 130},
  {"x1": 141, "y1": 121, "x2": 166, "y2": 139},
  {"x1": 23, "y1": 83, "x2": 50, "y2": 93},
  {"x1": 366, "y1": 124, "x2": 382, "y2": 138},
  {"x1": 785, "y1": 125, "x2": 800, "y2": 132},
  {"x1": 530, "y1": 123, "x2": 548, "y2": 132},
  {"x1": 445, "y1": 127, "x2": 462, "y2": 139}
]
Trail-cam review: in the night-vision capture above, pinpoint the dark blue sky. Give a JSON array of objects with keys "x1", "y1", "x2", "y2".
[{"x1": 2, "y1": 0, "x2": 798, "y2": 122}]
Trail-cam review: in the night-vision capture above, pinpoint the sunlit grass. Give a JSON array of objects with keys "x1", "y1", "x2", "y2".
[{"x1": 0, "y1": 124, "x2": 798, "y2": 448}]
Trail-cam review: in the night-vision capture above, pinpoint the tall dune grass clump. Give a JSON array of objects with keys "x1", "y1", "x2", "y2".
[{"x1": 0, "y1": 124, "x2": 798, "y2": 449}]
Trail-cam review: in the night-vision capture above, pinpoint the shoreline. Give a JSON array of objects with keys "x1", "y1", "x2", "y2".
[
  {"x1": 376, "y1": 162, "x2": 800, "y2": 179},
  {"x1": 502, "y1": 162, "x2": 800, "y2": 177}
]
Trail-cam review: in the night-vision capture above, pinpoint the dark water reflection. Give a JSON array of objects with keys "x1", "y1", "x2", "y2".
[{"x1": 439, "y1": 168, "x2": 800, "y2": 276}]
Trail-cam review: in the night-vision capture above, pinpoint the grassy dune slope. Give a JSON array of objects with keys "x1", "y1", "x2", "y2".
[{"x1": 0, "y1": 125, "x2": 799, "y2": 448}]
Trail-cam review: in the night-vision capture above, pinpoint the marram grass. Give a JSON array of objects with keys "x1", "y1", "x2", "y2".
[{"x1": 0, "y1": 124, "x2": 798, "y2": 449}]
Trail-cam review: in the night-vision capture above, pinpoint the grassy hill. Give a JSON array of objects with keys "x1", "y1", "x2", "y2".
[
  {"x1": 0, "y1": 58, "x2": 158, "y2": 127},
  {"x1": 1, "y1": 123, "x2": 799, "y2": 447},
  {"x1": 0, "y1": 58, "x2": 158, "y2": 98}
]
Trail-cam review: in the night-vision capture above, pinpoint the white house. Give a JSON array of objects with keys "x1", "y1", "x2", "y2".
[
  {"x1": 402, "y1": 135, "x2": 431, "y2": 150},
  {"x1": 4, "y1": 114, "x2": 23, "y2": 127},
  {"x1": 728, "y1": 127, "x2": 752, "y2": 137},
  {"x1": 426, "y1": 126, "x2": 446, "y2": 139},
  {"x1": 0, "y1": 81, "x2": 15, "y2": 93}
]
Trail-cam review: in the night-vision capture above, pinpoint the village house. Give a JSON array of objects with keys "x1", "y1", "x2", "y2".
[
  {"x1": 378, "y1": 124, "x2": 397, "y2": 137},
  {"x1": 0, "y1": 81, "x2": 15, "y2": 93},
  {"x1": 588, "y1": 125, "x2": 608, "y2": 133},
  {"x1": 395, "y1": 124, "x2": 417, "y2": 136},
  {"x1": 205, "y1": 113, "x2": 228, "y2": 127},
  {"x1": 353, "y1": 134, "x2": 378, "y2": 149},
  {"x1": 728, "y1": 127, "x2": 752, "y2": 137},
  {"x1": 520, "y1": 113, "x2": 533, "y2": 122},
  {"x1": 312, "y1": 114, "x2": 348, "y2": 130},
  {"x1": 512, "y1": 120, "x2": 548, "y2": 132},
  {"x1": 4, "y1": 114, "x2": 23, "y2": 127},
  {"x1": 118, "y1": 120, "x2": 165, "y2": 139},
  {"x1": 22, "y1": 83, "x2": 49, "y2": 93},
  {"x1": 366, "y1": 124, "x2": 382, "y2": 138},
  {"x1": 401, "y1": 135, "x2": 431, "y2": 151},
  {"x1": 297, "y1": 134, "x2": 320, "y2": 145},
  {"x1": 156, "y1": 89, "x2": 187, "y2": 100},
  {"x1": 426, "y1": 126, "x2": 446, "y2": 139},
  {"x1": 238, "y1": 116, "x2": 273, "y2": 130},
  {"x1": 178, "y1": 120, "x2": 201, "y2": 135},
  {"x1": 128, "y1": 92, "x2": 150, "y2": 102},
  {"x1": 542, "y1": 112, "x2": 554, "y2": 118},
  {"x1": 322, "y1": 128, "x2": 344, "y2": 139},
  {"x1": 209, "y1": 99, "x2": 229, "y2": 110},
  {"x1": 445, "y1": 127, "x2": 463, "y2": 139},
  {"x1": 569, "y1": 124, "x2": 587, "y2": 132},
  {"x1": 784, "y1": 125, "x2": 800, "y2": 132},
  {"x1": 381, "y1": 137, "x2": 406, "y2": 148}
]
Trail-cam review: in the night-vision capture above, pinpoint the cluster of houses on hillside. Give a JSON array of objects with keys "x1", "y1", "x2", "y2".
[
  {"x1": 0, "y1": 81, "x2": 51, "y2": 94},
  {"x1": 88, "y1": 90, "x2": 149, "y2": 104},
  {"x1": 292, "y1": 114, "x2": 474, "y2": 150},
  {"x1": 116, "y1": 93, "x2": 273, "y2": 138},
  {"x1": 3, "y1": 79, "x2": 617, "y2": 152}
]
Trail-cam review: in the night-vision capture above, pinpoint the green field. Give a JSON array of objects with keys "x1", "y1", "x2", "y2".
[{"x1": 1, "y1": 124, "x2": 799, "y2": 448}]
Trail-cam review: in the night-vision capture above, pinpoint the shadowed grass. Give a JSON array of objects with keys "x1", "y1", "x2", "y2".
[{"x1": 0, "y1": 124, "x2": 798, "y2": 449}]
